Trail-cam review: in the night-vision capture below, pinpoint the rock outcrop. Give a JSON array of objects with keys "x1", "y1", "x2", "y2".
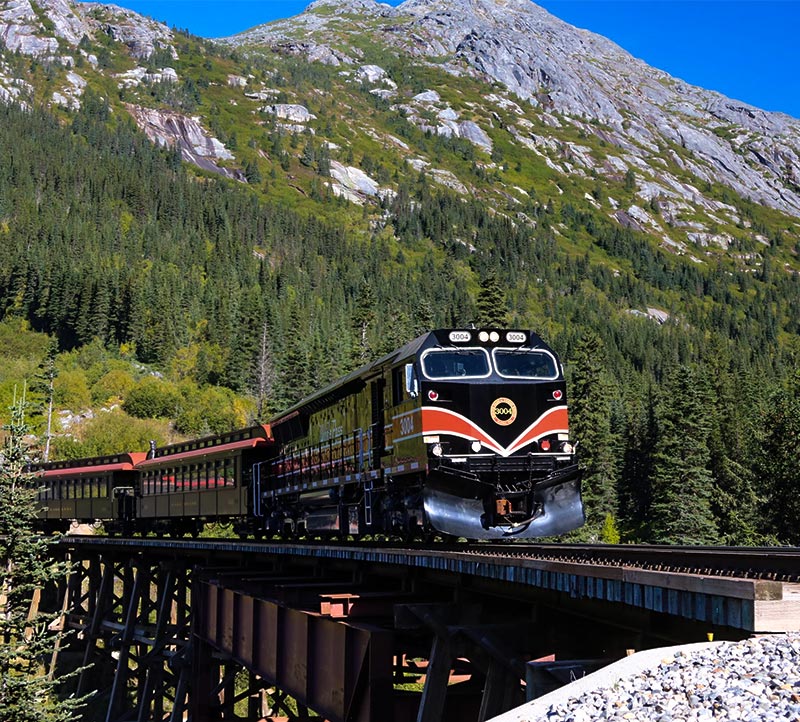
[
  {"x1": 79, "y1": 3, "x2": 175, "y2": 59},
  {"x1": 0, "y1": 0, "x2": 84, "y2": 54},
  {"x1": 125, "y1": 105, "x2": 244, "y2": 181},
  {"x1": 263, "y1": 104, "x2": 317, "y2": 123},
  {"x1": 0, "y1": 0, "x2": 175, "y2": 60}
]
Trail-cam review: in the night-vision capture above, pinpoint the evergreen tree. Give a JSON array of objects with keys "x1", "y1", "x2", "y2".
[
  {"x1": 648, "y1": 365, "x2": 719, "y2": 544},
  {"x1": 350, "y1": 282, "x2": 376, "y2": 368},
  {"x1": 615, "y1": 379, "x2": 656, "y2": 540},
  {"x1": 704, "y1": 342, "x2": 760, "y2": 544},
  {"x1": 568, "y1": 331, "x2": 618, "y2": 539},
  {"x1": 475, "y1": 273, "x2": 508, "y2": 327},
  {"x1": 0, "y1": 396, "x2": 82, "y2": 722},
  {"x1": 253, "y1": 320, "x2": 275, "y2": 420},
  {"x1": 274, "y1": 306, "x2": 314, "y2": 410},
  {"x1": 244, "y1": 160, "x2": 262, "y2": 184},
  {"x1": 28, "y1": 338, "x2": 59, "y2": 462},
  {"x1": 756, "y1": 372, "x2": 800, "y2": 544}
]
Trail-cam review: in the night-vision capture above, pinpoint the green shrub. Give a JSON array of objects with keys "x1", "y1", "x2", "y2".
[
  {"x1": 53, "y1": 368, "x2": 92, "y2": 410},
  {"x1": 123, "y1": 376, "x2": 182, "y2": 419},
  {"x1": 175, "y1": 385, "x2": 251, "y2": 436},
  {"x1": 91, "y1": 368, "x2": 136, "y2": 405}
]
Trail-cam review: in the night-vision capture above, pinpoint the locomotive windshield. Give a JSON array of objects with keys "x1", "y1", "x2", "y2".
[
  {"x1": 421, "y1": 349, "x2": 491, "y2": 379},
  {"x1": 492, "y1": 349, "x2": 559, "y2": 379}
]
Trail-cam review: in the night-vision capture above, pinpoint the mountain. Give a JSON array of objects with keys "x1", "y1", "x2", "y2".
[
  {"x1": 220, "y1": 0, "x2": 800, "y2": 220},
  {"x1": 2, "y1": 0, "x2": 800, "y2": 375},
  {"x1": 3, "y1": 0, "x2": 800, "y2": 233}
]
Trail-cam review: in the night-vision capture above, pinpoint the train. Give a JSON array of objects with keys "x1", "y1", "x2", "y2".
[{"x1": 32, "y1": 329, "x2": 584, "y2": 540}]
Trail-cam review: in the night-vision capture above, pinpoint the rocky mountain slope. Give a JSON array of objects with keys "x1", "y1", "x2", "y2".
[
  {"x1": 224, "y1": 0, "x2": 800, "y2": 219},
  {"x1": 1, "y1": 0, "x2": 799, "y2": 269}
]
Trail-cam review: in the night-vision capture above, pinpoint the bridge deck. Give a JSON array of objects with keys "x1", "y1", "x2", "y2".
[{"x1": 59, "y1": 536, "x2": 800, "y2": 633}]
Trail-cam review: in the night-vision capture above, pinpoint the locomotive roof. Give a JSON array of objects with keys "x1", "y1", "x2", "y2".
[
  {"x1": 270, "y1": 328, "x2": 553, "y2": 423},
  {"x1": 271, "y1": 331, "x2": 431, "y2": 422}
]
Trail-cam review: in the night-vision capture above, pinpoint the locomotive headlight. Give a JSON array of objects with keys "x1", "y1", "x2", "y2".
[
  {"x1": 489, "y1": 331, "x2": 500, "y2": 342},
  {"x1": 431, "y1": 443, "x2": 443, "y2": 457},
  {"x1": 470, "y1": 441, "x2": 482, "y2": 453},
  {"x1": 560, "y1": 442, "x2": 574, "y2": 454},
  {"x1": 479, "y1": 331, "x2": 489, "y2": 342}
]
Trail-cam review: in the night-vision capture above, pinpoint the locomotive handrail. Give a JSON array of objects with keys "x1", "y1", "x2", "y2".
[{"x1": 269, "y1": 430, "x2": 367, "y2": 487}]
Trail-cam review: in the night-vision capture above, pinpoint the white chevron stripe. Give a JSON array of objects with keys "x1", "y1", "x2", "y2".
[{"x1": 421, "y1": 405, "x2": 568, "y2": 458}]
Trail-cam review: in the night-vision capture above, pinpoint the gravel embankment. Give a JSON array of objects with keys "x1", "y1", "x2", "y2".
[{"x1": 539, "y1": 634, "x2": 800, "y2": 722}]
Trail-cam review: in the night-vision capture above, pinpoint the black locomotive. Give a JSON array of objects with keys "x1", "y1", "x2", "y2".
[{"x1": 33, "y1": 329, "x2": 584, "y2": 540}]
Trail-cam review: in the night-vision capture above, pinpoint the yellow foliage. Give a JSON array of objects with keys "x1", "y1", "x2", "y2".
[{"x1": 53, "y1": 369, "x2": 91, "y2": 410}]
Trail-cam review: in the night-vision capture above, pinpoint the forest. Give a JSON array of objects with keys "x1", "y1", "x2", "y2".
[{"x1": 1, "y1": 28, "x2": 799, "y2": 548}]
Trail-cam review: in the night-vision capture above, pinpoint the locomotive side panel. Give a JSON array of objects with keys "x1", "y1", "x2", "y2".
[
  {"x1": 384, "y1": 363, "x2": 426, "y2": 477},
  {"x1": 262, "y1": 380, "x2": 378, "y2": 534}
]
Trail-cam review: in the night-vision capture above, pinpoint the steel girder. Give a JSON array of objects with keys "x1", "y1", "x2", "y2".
[{"x1": 193, "y1": 580, "x2": 394, "y2": 722}]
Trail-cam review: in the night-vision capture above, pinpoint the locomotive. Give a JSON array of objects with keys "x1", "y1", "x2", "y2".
[{"x1": 33, "y1": 329, "x2": 584, "y2": 540}]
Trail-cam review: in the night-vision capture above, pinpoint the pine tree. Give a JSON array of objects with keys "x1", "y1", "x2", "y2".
[
  {"x1": 0, "y1": 395, "x2": 83, "y2": 722},
  {"x1": 475, "y1": 272, "x2": 508, "y2": 327},
  {"x1": 704, "y1": 342, "x2": 760, "y2": 544},
  {"x1": 756, "y1": 372, "x2": 800, "y2": 544},
  {"x1": 28, "y1": 338, "x2": 58, "y2": 462},
  {"x1": 253, "y1": 320, "x2": 275, "y2": 420},
  {"x1": 350, "y1": 282, "x2": 376, "y2": 368},
  {"x1": 617, "y1": 381, "x2": 657, "y2": 541},
  {"x1": 568, "y1": 331, "x2": 618, "y2": 539},
  {"x1": 648, "y1": 365, "x2": 719, "y2": 544},
  {"x1": 274, "y1": 306, "x2": 314, "y2": 410}
]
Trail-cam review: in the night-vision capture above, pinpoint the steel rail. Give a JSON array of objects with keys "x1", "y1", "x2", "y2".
[{"x1": 56, "y1": 535, "x2": 800, "y2": 582}]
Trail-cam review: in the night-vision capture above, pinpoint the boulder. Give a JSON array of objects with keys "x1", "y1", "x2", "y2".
[
  {"x1": 356, "y1": 64, "x2": 388, "y2": 83},
  {"x1": 264, "y1": 104, "x2": 317, "y2": 123},
  {"x1": 458, "y1": 121, "x2": 492, "y2": 150}
]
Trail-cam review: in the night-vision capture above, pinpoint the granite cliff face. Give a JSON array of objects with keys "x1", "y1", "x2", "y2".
[{"x1": 222, "y1": 0, "x2": 800, "y2": 219}]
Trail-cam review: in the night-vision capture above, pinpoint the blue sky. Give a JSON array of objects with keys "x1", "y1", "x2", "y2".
[{"x1": 122, "y1": 1, "x2": 800, "y2": 119}]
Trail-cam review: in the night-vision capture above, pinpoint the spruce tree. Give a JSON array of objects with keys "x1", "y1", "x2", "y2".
[
  {"x1": 0, "y1": 396, "x2": 82, "y2": 722},
  {"x1": 757, "y1": 372, "x2": 800, "y2": 544},
  {"x1": 704, "y1": 342, "x2": 760, "y2": 544},
  {"x1": 617, "y1": 380, "x2": 657, "y2": 541},
  {"x1": 29, "y1": 338, "x2": 59, "y2": 462},
  {"x1": 475, "y1": 273, "x2": 509, "y2": 327},
  {"x1": 648, "y1": 365, "x2": 719, "y2": 544},
  {"x1": 350, "y1": 282, "x2": 376, "y2": 368},
  {"x1": 568, "y1": 331, "x2": 619, "y2": 539}
]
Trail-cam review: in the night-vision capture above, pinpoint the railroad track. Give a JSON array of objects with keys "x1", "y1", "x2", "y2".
[
  {"x1": 456, "y1": 543, "x2": 800, "y2": 582},
  {"x1": 66, "y1": 535, "x2": 800, "y2": 583}
]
